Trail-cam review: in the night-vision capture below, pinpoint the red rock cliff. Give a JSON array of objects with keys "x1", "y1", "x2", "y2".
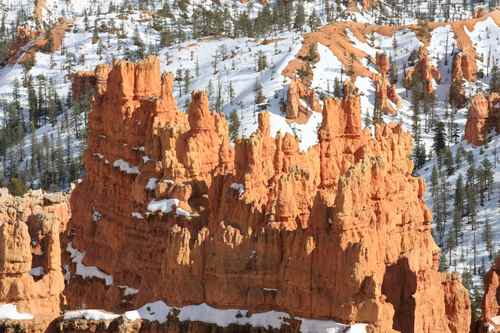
[
  {"x1": 65, "y1": 56, "x2": 470, "y2": 333},
  {"x1": 0, "y1": 189, "x2": 69, "y2": 332},
  {"x1": 464, "y1": 93, "x2": 500, "y2": 146},
  {"x1": 477, "y1": 258, "x2": 500, "y2": 333}
]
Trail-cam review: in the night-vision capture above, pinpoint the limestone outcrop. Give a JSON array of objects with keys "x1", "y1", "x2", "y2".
[
  {"x1": 0, "y1": 188, "x2": 70, "y2": 332},
  {"x1": 62, "y1": 56, "x2": 471, "y2": 333},
  {"x1": 464, "y1": 93, "x2": 500, "y2": 145}
]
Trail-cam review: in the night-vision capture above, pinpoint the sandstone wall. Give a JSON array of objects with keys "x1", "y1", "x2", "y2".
[
  {"x1": 64, "y1": 56, "x2": 470, "y2": 333},
  {"x1": 464, "y1": 93, "x2": 500, "y2": 146},
  {"x1": 0, "y1": 189, "x2": 70, "y2": 332}
]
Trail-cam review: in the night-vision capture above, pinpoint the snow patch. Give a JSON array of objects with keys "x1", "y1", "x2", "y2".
[
  {"x1": 132, "y1": 212, "x2": 144, "y2": 220},
  {"x1": 64, "y1": 309, "x2": 120, "y2": 321},
  {"x1": 113, "y1": 159, "x2": 140, "y2": 175},
  {"x1": 146, "y1": 178, "x2": 158, "y2": 191},
  {"x1": 30, "y1": 266, "x2": 44, "y2": 277},
  {"x1": 230, "y1": 183, "x2": 245, "y2": 196},
  {"x1": 123, "y1": 301, "x2": 367, "y2": 332},
  {"x1": 0, "y1": 304, "x2": 34, "y2": 320},
  {"x1": 66, "y1": 243, "x2": 113, "y2": 286},
  {"x1": 147, "y1": 199, "x2": 191, "y2": 217},
  {"x1": 92, "y1": 209, "x2": 103, "y2": 222}
]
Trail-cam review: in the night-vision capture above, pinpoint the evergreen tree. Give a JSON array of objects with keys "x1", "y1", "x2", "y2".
[
  {"x1": 184, "y1": 69, "x2": 191, "y2": 95},
  {"x1": 308, "y1": 9, "x2": 321, "y2": 31},
  {"x1": 215, "y1": 79, "x2": 224, "y2": 113},
  {"x1": 433, "y1": 121, "x2": 447, "y2": 156},
  {"x1": 8, "y1": 177, "x2": 27, "y2": 196},
  {"x1": 483, "y1": 217, "x2": 494, "y2": 259},
  {"x1": 479, "y1": 158, "x2": 494, "y2": 202},
  {"x1": 294, "y1": 2, "x2": 306, "y2": 30},
  {"x1": 490, "y1": 64, "x2": 500, "y2": 93},
  {"x1": 255, "y1": 78, "x2": 266, "y2": 104},
  {"x1": 432, "y1": 166, "x2": 444, "y2": 244},
  {"x1": 228, "y1": 110, "x2": 240, "y2": 142},
  {"x1": 257, "y1": 51, "x2": 268, "y2": 72},
  {"x1": 445, "y1": 228, "x2": 456, "y2": 266},
  {"x1": 443, "y1": 147, "x2": 454, "y2": 175},
  {"x1": 228, "y1": 81, "x2": 235, "y2": 104}
]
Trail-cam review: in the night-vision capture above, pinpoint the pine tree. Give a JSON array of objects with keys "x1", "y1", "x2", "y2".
[
  {"x1": 490, "y1": 64, "x2": 500, "y2": 93},
  {"x1": 308, "y1": 9, "x2": 321, "y2": 31},
  {"x1": 479, "y1": 158, "x2": 494, "y2": 201},
  {"x1": 432, "y1": 166, "x2": 444, "y2": 244},
  {"x1": 439, "y1": 252, "x2": 448, "y2": 272},
  {"x1": 306, "y1": 43, "x2": 319, "y2": 63},
  {"x1": 257, "y1": 51, "x2": 268, "y2": 72},
  {"x1": 228, "y1": 81, "x2": 235, "y2": 104},
  {"x1": 175, "y1": 68, "x2": 183, "y2": 96},
  {"x1": 445, "y1": 228, "x2": 456, "y2": 266},
  {"x1": 8, "y1": 177, "x2": 27, "y2": 196},
  {"x1": 443, "y1": 147, "x2": 454, "y2": 175},
  {"x1": 433, "y1": 121, "x2": 447, "y2": 156},
  {"x1": 228, "y1": 111, "x2": 240, "y2": 142},
  {"x1": 215, "y1": 79, "x2": 224, "y2": 113},
  {"x1": 255, "y1": 78, "x2": 266, "y2": 105},
  {"x1": 294, "y1": 2, "x2": 306, "y2": 30},
  {"x1": 184, "y1": 69, "x2": 191, "y2": 95},
  {"x1": 484, "y1": 217, "x2": 494, "y2": 259}
]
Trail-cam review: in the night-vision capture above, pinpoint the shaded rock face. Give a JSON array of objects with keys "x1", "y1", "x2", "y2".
[
  {"x1": 285, "y1": 79, "x2": 321, "y2": 122},
  {"x1": 449, "y1": 52, "x2": 477, "y2": 108},
  {"x1": 57, "y1": 317, "x2": 298, "y2": 333},
  {"x1": 478, "y1": 257, "x2": 500, "y2": 333},
  {"x1": 374, "y1": 53, "x2": 401, "y2": 115},
  {"x1": 452, "y1": 51, "x2": 476, "y2": 82},
  {"x1": 0, "y1": 188, "x2": 70, "y2": 332},
  {"x1": 1, "y1": 26, "x2": 39, "y2": 65},
  {"x1": 404, "y1": 47, "x2": 441, "y2": 95},
  {"x1": 4, "y1": 19, "x2": 69, "y2": 66},
  {"x1": 65, "y1": 56, "x2": 470, "y2": 333},
  {"x1": 72, "y1": 71, "x2": 97, "y2": 103},
  {"x1": 464, "y1": 93, "x2": 500, "y2": 146}
]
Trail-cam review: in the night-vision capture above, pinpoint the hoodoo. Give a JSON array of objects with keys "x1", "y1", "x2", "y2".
[
  {"x1": 62, "y1": 56, "x2": 471, "y2": 333},
  {"x1": 464, "y1": 93, "x2": 500, "y2": 146},
  {"x1": 0, "y1": 189, "x2": 69, "y2": 332}
]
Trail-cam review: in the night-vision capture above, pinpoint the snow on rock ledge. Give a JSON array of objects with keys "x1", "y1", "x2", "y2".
[
  {"x1": 0, "y1": 304, "x2": 34, "y2": 320},
  {"x1": 66, "y1": 243, "x2": 113, "y2": 286},
  {"x1": 112, "y1": 159, "x2": 140, "y2": 175},
  {"x1": 61, "y1": 301, "x2": 366, "y2": 332},
  {"x1": 121, "y1": 301, "x2": 368, "y2": 333},
  {"x1": 63, "y1": 309, "x2": 120, "y2": 321},
  {"x1": 147, "y1": 199, "x2": 191, "y2": 217}
]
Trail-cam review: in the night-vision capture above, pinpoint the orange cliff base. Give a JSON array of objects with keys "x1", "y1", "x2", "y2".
[
  {"x1": 0, "y1": 189, "x2": 70, "y2": 332},
  {"x1": 63, "y1": 55, "x2": 471, "y2": 333}
]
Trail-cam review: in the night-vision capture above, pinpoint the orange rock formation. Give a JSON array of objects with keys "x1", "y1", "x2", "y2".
[
  {"x1": 464, "y1": 93, "x2": 500, "y2": 146},
  {"x1": 478, "y1": 258, "x2": 500, "y2": 333},
  {"x1": 62, "y1": 56, "x2": 471, "y2": 333},
  {"x1": 404, "y1": 46, "x2": 441, "y2": 95},
  {"x1": 285, "y1": 79, "x2": 321, "y2": 122},
  {"x1": 449, "y1": 52, "x2": 477, "y2": 108},
  {"x1": 0, "y1": 189, "x2": 69, "y2": 332},
  {"x1": 374, "y1": 53, "x2": 401, "y2": 115}
]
